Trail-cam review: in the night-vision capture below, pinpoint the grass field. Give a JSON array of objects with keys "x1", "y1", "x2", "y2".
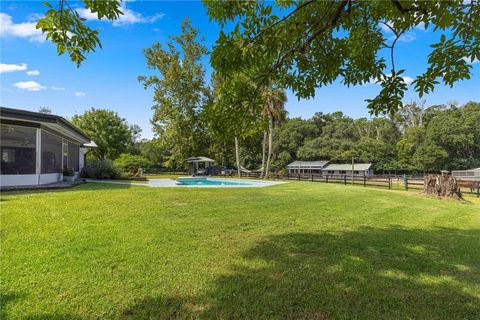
[{"x1": 1, "y1": 181, "x2": 479, "y2": 319}]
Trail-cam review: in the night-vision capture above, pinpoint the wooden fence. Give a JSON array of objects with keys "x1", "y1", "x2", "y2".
[{"x1": 279, "y1": 173, "x2": 480, "y2": 197}]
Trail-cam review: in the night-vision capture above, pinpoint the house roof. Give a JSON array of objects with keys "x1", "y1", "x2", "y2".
[
  {"x1": 0, "y1": 107, "x2": 93, "y2": 145},
  {"x1": 287, "y1": 160, "x2": 329, "y2": 168},
  {"x1": 322, "y1": 163, "x2": 372, "y2": 171},
  {"x1": 186, "y1": 156, "x2": 215, "y2": 163}
]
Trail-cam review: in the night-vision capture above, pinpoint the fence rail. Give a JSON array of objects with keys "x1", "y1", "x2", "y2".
[{"x1": 279, "y1": 173, "x2": 480, "y2": 197}]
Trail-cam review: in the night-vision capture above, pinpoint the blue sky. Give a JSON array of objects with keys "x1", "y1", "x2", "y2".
[{"x1": 1, "y1": 1, "x2": 479, "y2": 139}]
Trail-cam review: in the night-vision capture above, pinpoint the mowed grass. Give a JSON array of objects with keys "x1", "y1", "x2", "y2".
[{"x1": 1, "y1": 182, "x2": 479, "y2": 319}]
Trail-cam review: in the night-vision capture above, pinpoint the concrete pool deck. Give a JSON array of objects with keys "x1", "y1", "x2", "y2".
[{"x1": 86, "y1": 178, "x2": 287, "y2": 188}]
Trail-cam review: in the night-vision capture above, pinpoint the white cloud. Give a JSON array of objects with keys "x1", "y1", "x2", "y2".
[
  {"x1": 367, "y1": 74, "x2": 414, "y2": 85},
  {"x1": 0, "y1": 13, "x2": 45, "y2": 42},
  {"x1": 415, "y1": 22, "x2": 427, "y2": 31},
  {"x1": 398, "y1": 32, "x2": 416, "y2": 43},
  {"x1": 381, "y1": 21, "x2": 417, "y2": 42},
  {"x1": 74, "y1": 91, "x2": 86, "y2": 97},
  {"x1": 463, "y1": 57, "x2": 479, "y2": 64},
  {"x1": 14, "y1": 81, "x2": 46, "y2": 91},
  {"x1": 75, "y1": 8, "x2": 99, "y2": 20},
  {"x1": 402, "y1": 76, "x2": 414, "y2": 85},
  {"x1": 0, "y1": 63, "x2": 27, "y2": 73},
  {"x1": 26, "y1": 69, "x2": 40, "y2": 76},
  {"x1": 387, "y1": 31, "x2": 416, "y2": 43},
  {"x1": 77, "y1": 3, "x2": 164, "y2": 26},
  {"x1": 380, "y1": 22, "x2": 393, "y2": 33},
  {"x1": 51, "y1": 86, "x2": 66, "y2": 91}
]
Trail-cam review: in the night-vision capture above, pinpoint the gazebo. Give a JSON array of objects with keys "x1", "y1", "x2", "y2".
[{"x1": 186, "y1": 157, "x2": 215, "y2": 176}]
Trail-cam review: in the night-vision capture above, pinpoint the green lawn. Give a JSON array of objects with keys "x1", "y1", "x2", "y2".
[{"x1": 1, "y1": 182, "x2": 479, "y2": 319}]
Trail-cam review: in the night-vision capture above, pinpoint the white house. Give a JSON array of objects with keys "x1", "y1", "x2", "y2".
[
  {"x1": 322, "y1": 163, "x2": 373, "y2": 177},
  {"x1": 0, "y1": 107, "x2": 96, "y2": 188},
  {"x1": 286, "y1": 160, "x2": 330, "y2": 174}
]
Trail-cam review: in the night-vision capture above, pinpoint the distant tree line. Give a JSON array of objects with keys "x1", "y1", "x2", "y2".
[
  {"x1": 271, "y1": 101, "x2": 480, "y2": 173},
  {"x1": 107, "y1": 100, "x2": 476, "y2": 175}
]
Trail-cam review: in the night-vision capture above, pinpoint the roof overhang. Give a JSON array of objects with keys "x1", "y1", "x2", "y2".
[{"x1": 0, "y1": 107, "x2": 92, "y2": 145}]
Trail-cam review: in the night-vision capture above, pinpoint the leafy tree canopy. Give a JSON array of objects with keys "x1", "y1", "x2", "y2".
[
  {"x1": 71, "y1": 108, "x2": 135, "y2": 160},
  {"x1": 139, "y1": 18, "x2": 211, "y2": 168},
  {"x1": 38, "y1": 107, "x2": 53, "y2": 114},
  {"x1": 36, "y1": 0, "x2": 122, "y2": 66},
  {"x1": 205, "y1": 0, "x2": 479, "y2": 115}
]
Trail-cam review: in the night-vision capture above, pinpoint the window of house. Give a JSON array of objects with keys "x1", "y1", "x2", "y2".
[
  {"x1": 63, "y1": 142, "x2": 68, "y2": 169},
  {"x1": 41, "y1": 130, "x2": 62, "y2": 174},
  {"x1": 354, "y1": 171, "x2": 359, "y2": 174},
  {"x1": 0, "y1": 125, "x2": 36, "y2": 174},
  {"x1": 68, "y1": 142, "x2": 79, "y2": 171},
  {"x1": 340, "y1": 170, "x2": 347, "y2": 174}
]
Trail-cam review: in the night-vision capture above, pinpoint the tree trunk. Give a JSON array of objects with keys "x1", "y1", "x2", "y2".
[
  {"x1": 264, "y1": 114, "x2": 273, "y2": 180},
  {"x1": 260, "y1": 131, "x2": 267, "y2": 178},
  {"x1": 422, "y1": 172, "x2": 463, "y2": 200},
  {"x1": 234, "y1": 137, "x2": 241, "y2": 178}
]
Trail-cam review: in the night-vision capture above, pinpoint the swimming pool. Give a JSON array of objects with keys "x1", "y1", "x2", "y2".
[
  {"x1": 176, "y1": 177, "x2": 281, "y2": 187},
  {"x1": 87, "y1": 177, "x2": 286, "y2": 188}
]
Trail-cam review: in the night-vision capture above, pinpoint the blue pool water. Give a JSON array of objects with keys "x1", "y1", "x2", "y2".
[{"x1": 176, "y1": 177, "x2": 255, "y2": 186}]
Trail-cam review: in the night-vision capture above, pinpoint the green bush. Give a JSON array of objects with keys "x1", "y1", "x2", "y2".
[
  {"x1": 82, "y1": 160, "x2": 121, "y2": 179},
  {"x1": 114, "y1": 153, "x2": 151, "y2": 177},
  {"x1": 62, "y1": 168, "x2": 75, "y2": 176}
]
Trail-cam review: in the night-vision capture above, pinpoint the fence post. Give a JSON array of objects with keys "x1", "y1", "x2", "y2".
[
  {"x1": 298, "y1": 173, "x2": 300, "y2": 181},
  {"x1": 344, "y1": 175, "x2": 347, "y2": 185},
  {"x1": 364, "y1": 176, "x2": 366, "y2": 187},
  {"x1": 326, "y1": 175, "x2": 328, "y2": 183},
  {"x1": 477, "y1": 183, "x2": 479, "y2": 198},
  {"x1": 404, "y1": 176, "x2": 408, "y2": 191},
  {"x1": 388, "y1": 177, "x2": 391, "y2": 190},
  {"x1": 311, "y1": 173, "x2": 314, "y2": 182}
]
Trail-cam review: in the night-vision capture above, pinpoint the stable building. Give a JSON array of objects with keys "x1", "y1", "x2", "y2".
[
  {"x1": 452, "y1": 168, "x2": 480, "y2": 181},
  {"x1": 286, "y1": 160, "x2": 330, "y2": 175},
  {"x1": 0, "y1": 107, "x2": 96, "y2": 188},
  {"x1": 322, "y1": 163, "x2": 373, "y2": 177}
]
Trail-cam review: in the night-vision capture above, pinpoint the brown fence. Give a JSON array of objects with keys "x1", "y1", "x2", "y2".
[
  {"x1": 279, "y1": 173, "x2": 480, "y2": 197},
  {"x1": 284, "y1": 173, "x2": 393, "y2": 189}
]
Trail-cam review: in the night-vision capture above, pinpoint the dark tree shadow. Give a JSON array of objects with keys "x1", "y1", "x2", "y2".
[
  {"x1": 1, "y1": 292, "x2": 23, "y2": 319},
  {"x1": 0, "y1": 181, "x2": 135, "y2": 196},
  {"x1": 122, "y1": 227, "x2": 480, "y2": 319},
  {"x1": 24, "y1": 315, "x2": 85, "y2": 320},
  {"x1": 1, "y1": 292, "x2": 84, "y2": 320}
]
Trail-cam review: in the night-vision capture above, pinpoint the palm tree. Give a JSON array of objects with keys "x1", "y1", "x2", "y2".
[
  {"x1": 234, "y1": 136, "x2": 241, "y2": 177},
  {"x1": 261, "y1": 85, "x2": 287, "y2": 179},
  {"x1": 261, "y1": 131, "x2": 267, "y2": 177}
]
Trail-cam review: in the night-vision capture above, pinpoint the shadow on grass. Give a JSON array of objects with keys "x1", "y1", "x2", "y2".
[
  {"x1": 123, "y1": 226, "x2": 480, "y2": 319},
  {"x1": 0, "y1": 292, "x2": 23, "y2": 319},
  {"x1": 0, "y1": 181, "x2": 135, "y2": 196}
]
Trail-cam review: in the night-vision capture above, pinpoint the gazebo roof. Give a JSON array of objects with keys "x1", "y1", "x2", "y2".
[{"x1": 186, "y1": 156, "x2": 215, "y2": 163}]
